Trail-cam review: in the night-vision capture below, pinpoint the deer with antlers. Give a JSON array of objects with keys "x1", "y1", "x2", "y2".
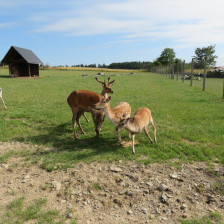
[
  {"x1": 94, "y1": 96, "x2": 131, "y2": 145},
  {"x1": 116, "y1": 107, "x2": 156, "y2": 154},
  {"x1": 0, "y1": 87, "x2": 7, "y2": 109},
  {"x1": 67, "y1": 77, "x2": 115, "y2": 139}
]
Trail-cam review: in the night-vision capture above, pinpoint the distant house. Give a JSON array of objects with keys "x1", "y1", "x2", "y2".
[{"x1": 1, "y1": 46, "x2": 43, "y2": 77}]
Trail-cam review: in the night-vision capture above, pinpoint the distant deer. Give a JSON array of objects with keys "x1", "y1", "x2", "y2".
[
  {"x1": 116, "y1": 107, "x2": 156, "y2": 154},
  {"x1": 67, "y1": 77, "x2": 115, "y2": 139},
  {"x1": 94, "y1": 96, "x2": 131, "y2": 144},
  {"x1": 0, "y1": 87, "x2": 7, "y2": 109}
]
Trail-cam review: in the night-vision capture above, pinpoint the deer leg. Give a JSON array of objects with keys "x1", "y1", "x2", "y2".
[
  {"x1": 83, "y1": 112, "x2": 90, "y2": 122},
  {"x1": 76, "y1": 111, "x2": 85, "y2": 134},
  {"x1": 0, "y1": 97, "x2": 7, "y2": 109},
  {"x1": 91, "y1": 110, "x2": 105, "y2": 138},
  {"x1": 144, "y1": 127, "x2": 153, "y2": 144},
  {"x1": 116, "y1": 128, "x2": 123, "y2": 145},
  {"x1": 72, "y1": 114, "x2": 78, "y2": 139},
  {"x1": 150, "y1": 119, "x2": 157, "y2": 143},
  {"x1": 131, "y1": 134, "x2": 135, "y2": 154},
  {"x1": 95, "y1": 114, "x2": 105, "y2": 138}
]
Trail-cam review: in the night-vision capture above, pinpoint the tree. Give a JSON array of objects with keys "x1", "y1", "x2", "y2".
[
  {"x1": 157, "y1": 48, "x2": 176, "y2": 65},
  {"x1": 194, "y1": 45, "x2": 217, "y2": 69},
  {"x1": 174, "y1": 58, "x2": 183, "y2": 64}
]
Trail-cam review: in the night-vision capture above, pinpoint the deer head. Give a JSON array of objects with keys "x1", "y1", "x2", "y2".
[
  {"x1": 95, "y1": 77, "x2": 115, "y2": 95},
  {"x1": 94, "y1": 96, "x2": 111, "y2": 110}
]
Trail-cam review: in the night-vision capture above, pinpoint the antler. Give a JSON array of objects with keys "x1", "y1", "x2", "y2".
[
  {"x1": 108, "y1": 77, "x2": 115, "y2": 85},
  {"x1": 95, "y1": 77, "x2": 106, "y2": 85}
]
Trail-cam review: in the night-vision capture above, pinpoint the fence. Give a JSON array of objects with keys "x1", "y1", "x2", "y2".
[{"x1": 149, "y1": 59, "x2": 224, "y2": 99}]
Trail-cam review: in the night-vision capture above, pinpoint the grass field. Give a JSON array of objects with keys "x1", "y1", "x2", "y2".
[{"x1": 0, "y1": 68, "x2": 223, "y2": 171}]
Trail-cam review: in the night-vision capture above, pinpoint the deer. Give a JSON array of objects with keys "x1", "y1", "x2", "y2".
[
  {"x1": 94, "y1": 96, "x2": 131, "y2": 145},
  {"x1": 67, "y1": 77, "x2": 115, "y2": 139},
  {"x1": 116, "y1": 107, "x2": 156, "y2": 154},
  {"x1": 0, "y1": 87, "x2": 7, "y2": 109}
]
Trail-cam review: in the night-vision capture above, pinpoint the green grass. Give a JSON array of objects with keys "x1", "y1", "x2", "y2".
[
  {"x1": 180, "y1": 212, "x2": 223, "y2": 224},
  {"x1": 0, "y1": 68, "x2": 224, "y2": 170},
  {"x1": 0, "y1": 197, "x2": 77, "y2": 224},
  {"x1": 174, "y1": 74, "x2": 224, "y2": 98}
]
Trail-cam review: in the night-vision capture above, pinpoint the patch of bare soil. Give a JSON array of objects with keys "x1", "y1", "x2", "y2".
[{"x1": 0, "y1": 142, "x2": 224, "y2": 224}]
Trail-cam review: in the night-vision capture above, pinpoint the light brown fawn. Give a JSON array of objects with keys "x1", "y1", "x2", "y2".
[
  {"x1": 0, "y1": 87, "x2": 7, "y2": 109},
  {"x1": 116, "y1": 107, "x2": 156, "y2": 154},
  {"x1": 67, "y1": 77, "x2": 115, "y2": 139},
  {"x1": 94, "y1": 96, "x2": 131, "y2": 144}
]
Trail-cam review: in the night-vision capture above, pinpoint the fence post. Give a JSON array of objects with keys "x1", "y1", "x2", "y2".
[
  {"x1": 176, "y1": 63, "x2": 179, "y2": 81},
  {"x1": 182, "y1": 60, "x2": 185, "y2": 83},
  {"x1": 203, "y1": 57, "x2": 207, "y2": 91},
  {"x1": 172, "y1": 64, "x2": 174, "y2": 79},
  {"x1": 191, "y1": 58, "x2": 194, "y2": 86},
  {"x1": 222, "y1": 79, "x2": 224, "y2": 99},
  {"x1": 170, "y1": 64, "x2": 172, "y2": 79}
]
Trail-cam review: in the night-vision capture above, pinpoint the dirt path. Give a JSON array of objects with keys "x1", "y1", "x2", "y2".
[{"x1": 0, "y1": 142, "x2": 223, "y2": 224}]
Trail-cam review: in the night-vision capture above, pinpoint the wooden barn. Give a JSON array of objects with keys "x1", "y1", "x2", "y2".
[{"x1": 1, "y1": 46, "x2": 43, "y2": 78}]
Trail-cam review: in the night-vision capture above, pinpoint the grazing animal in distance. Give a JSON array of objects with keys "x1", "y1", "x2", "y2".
[
  {"x1": 94, "y1": 96, "x2": 131, "y2": 144},
  {"x1": 116, "y1": 107, "x2": 156, "y2": 154},
  {"x1": 0, "y1": 87, "x2": 7, "y2": 109},
  {"x1": 67, "y1": 77, "x2": 115, "y2": 138}
]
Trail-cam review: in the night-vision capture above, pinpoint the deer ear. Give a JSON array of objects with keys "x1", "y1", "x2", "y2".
[{"x1": 107, "y1": 96, "x2": 112, "y2": 102}]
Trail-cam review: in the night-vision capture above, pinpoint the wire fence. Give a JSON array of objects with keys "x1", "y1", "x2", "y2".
[{"x1": 149, "y1": 60, "x2": 224, "y2": 99}]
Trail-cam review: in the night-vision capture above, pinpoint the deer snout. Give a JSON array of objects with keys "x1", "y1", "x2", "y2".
[{"x1": 93, "y1": 103, "x2": 101, "y2": 110}]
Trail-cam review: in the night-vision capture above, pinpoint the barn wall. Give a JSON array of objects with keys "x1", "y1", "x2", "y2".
[{"x1": 9, "y1": 63, "x2": 39, "y2": 77}]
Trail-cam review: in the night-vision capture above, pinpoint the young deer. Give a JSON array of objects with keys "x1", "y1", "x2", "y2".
[
  {"x1": 0, "y1": 87, "x2": 7, "y2": 109},
  {"x1": 116, "y1": 107, "x2": 156, "y2": 154},
  {"x1": 67, "y1": 77, "x2": 115, "y2": 139},
  {"x1": 94, "y1": 96, "x2": 131, "y2": 144}
]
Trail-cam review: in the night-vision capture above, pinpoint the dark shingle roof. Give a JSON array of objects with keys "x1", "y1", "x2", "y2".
[{"x1": 1, "y1": 46, "x2": 43, "y2": 65}]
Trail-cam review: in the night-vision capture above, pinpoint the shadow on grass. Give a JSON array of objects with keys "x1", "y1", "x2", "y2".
[
  {"x1": 14, "y1": 122, "x2": 122, "y2": 163},
  {"x1": 0, "y1": 75, "x2": 10, "y2": 78}
]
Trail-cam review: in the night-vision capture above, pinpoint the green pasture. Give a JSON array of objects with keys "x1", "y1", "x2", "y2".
[
  {"x1": 0, "y1": 68, "x2": 223, "y2": 170},
  {"x1": 176, "y1": 75, "x2": 224, "y2": 98}
]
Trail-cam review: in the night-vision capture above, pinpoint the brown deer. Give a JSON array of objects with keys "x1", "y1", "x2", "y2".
[
  {"x1": 116, "y1": 107, "x2": 156, "y2": 154},
  {"x1": 0, "y1": 87, "x2": 7, "y2": 109},
  {"x1": 94, "y1": 96, "x2": 131, "y2": 145},
  {"x1": 67, "y1": 77, "x2": 115, "y2": 139}
]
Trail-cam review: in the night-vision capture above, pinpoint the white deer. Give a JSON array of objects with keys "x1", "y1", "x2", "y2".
[
  {"x1": 0, "y1": 87, "x2": 7, "y2": 109},
  {"x1": 94, "y1": 96, "x2": 131, "y2": 144},
  {"x1": 116, "y1": 107, "x2": 156, "y2": 154}
]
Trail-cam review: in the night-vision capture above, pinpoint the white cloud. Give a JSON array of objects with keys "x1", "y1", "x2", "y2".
[
  {"x1": 2, "y1": 0, "x2": 213, "y2": 52},
  {"x1": 33, "y1": 0, "x2": 224, "y2": 43},
  {"x1": 0, "y1": 22, "x2": 15, "y2": 28}
]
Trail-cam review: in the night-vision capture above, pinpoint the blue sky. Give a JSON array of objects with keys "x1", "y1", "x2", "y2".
[{"x1": 1, "y1": 0, "x2": 224, "y2": 66}]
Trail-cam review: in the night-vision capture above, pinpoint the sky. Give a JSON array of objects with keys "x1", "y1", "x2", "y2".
[{"x1": 1, "y1": 0, "x2": 224, "y2": 67}]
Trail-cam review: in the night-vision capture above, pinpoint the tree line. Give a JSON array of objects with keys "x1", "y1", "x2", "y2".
[
  {"x1": 69, "y1": 45, "x2": 218, "y2": 71},
  {"x1": 71, "y1": 61, "x2": 151, "y2": 70},
  {"x1": 28, "y1": 44, "x2": 218, "y2": 71}
]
